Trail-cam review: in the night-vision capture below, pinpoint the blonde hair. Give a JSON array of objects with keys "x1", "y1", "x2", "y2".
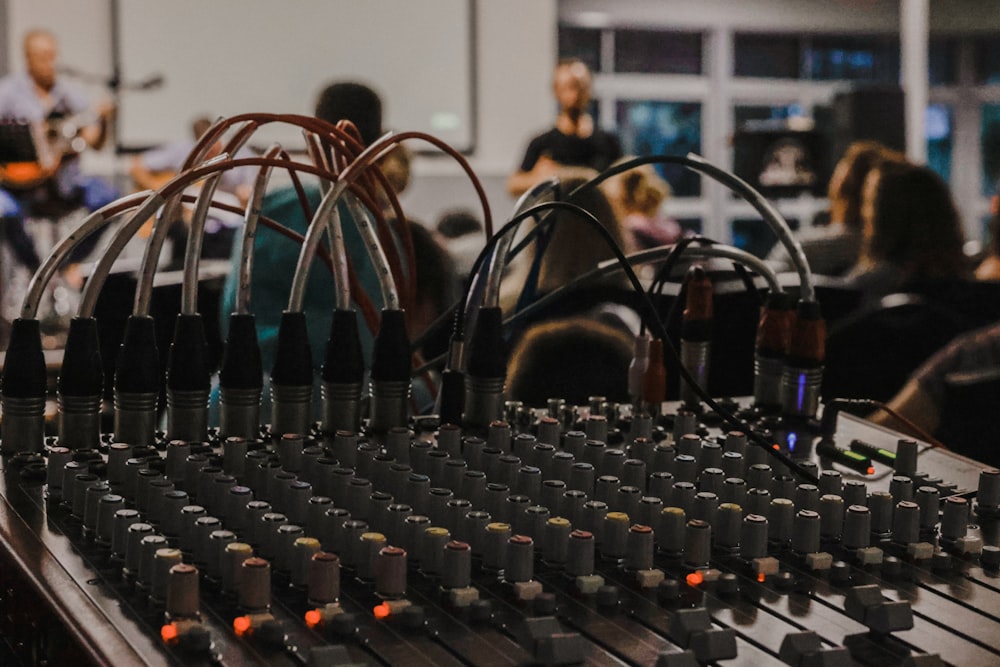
[
  {"x1": 618, "y1": 164, "x2": 670, "y2": 217},
  {"x1": 829, "y1": 141, "x2": 906, "y2": 231}
]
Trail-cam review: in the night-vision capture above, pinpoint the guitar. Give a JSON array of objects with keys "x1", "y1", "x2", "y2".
[{"x1": 0, "y1": 111, "x2": 96, "y2": 190}]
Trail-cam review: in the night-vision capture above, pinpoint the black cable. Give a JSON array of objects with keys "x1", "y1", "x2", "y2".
[
  {"x1": 455, "y1": 200, "x2": 817, "y2": 482},
  {"x1": 414, "y1": 153, "x2": 790, "y2": 354}
]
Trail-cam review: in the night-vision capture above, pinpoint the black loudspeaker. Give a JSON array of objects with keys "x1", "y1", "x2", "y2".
[{"x1": 830, "y1": 85, "x2": 905, "y2": 162}]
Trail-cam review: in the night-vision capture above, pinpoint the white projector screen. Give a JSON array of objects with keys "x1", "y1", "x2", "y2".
[{"x1": 115, "y1": 0, "x2": 474, "y2": 152}]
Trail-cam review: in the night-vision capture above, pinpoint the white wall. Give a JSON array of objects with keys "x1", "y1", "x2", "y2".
[
  {"x1": 401, "y1": 0, "x2": 557, "y2": 225},
  {"x1": 4, "y1": 0, "x2": 556, "y2": 226}
]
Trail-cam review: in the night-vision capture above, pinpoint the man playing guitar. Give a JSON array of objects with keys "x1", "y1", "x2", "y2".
[{"x1": 0, "y1": 28, "x2": 118, "y2": 273}]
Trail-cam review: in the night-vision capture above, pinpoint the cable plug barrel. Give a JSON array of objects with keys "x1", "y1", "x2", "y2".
[
  {"x1": 1, "y1": 318, "x2": 47, "y2": 453},
  {"x1": 113, "y1": 315, "x2": 160, "y2": 447},
  {"x1": 166, "y1": 314, "x2": 210, "y2": 443},
  {"x1": 754, "y1": 291, "x2": 796, "y2": 412},
  {"x1": 57, "y1": 317, "x2": 103, "y2": 450},
  {"x1": 369, "y1": 309, "x2": 412, "y2": 437},
  {"x1": 321, "y1": 309, "x2": 364, "y2": 434},
  {"x1": 680, "y1": 265, "x2": 712, "y2": 409},
  {"x1": 641, "y1": 338, "x2": 667, "y2": 417},
  {"x1": 435, "y1": 338, "x2": 466, "y2": 426},
  {"x1": 270, "y1": 311, "x2": 314, "y2": 440},
  {"x1": 628, "y1": 334, "x2": 650, "y2": 406},
  {"x1": 219, "y1": 313, "x2": 263, "y2": 440},
  {"x1": 462, "y1": 306, "x2": 505, "y2": 431},
  {"x1": 780, "y1": 300, "x2": 826, "y2": 419}
]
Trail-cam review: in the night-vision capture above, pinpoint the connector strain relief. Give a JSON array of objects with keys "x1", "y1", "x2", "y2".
[
  {"x1": 322, "y1": 309, "x2": 364, "y2": 384},
  {"x1": 58, "y1": 317, "x2": 103, "y2": 397},
  {"x1": 1, "y1": 318, "x2": 47, "y2": 398},
  {"x1": 438, "y1": 369, "x2": 465, "y2": 425},
  {"x1": 220, "y1": 313, "x2": 263, "y2": 390},
  {"x1": 113, "y1": 315, "x2": 160, "y2": 394},
  {"x1": 271, "y1": 311, "x2": 314, "y2": 386},
  {"x1": 467, "y1": 306, "x2": 506, "y2": 379},
  {"x1": 167, "y1": 314, "x2": 210, "y2": 391},
  {"x1": 371, "y1": 309, "x2": 411, "y2": 382}
]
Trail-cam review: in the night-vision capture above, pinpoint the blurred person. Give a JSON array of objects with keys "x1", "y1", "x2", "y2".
[
  {"x1": 843, "y1": 161, "x2": 970, "y2": 308},
  {"x1": 767, "y1": 141, "x2": 905, "y2": 276},
  {"x1": 130, "y1": 116, "x2": 257, "y2": 261},
  {"x1": 602, "y1": 160, "x2": 682, "y2": 252},
  {"x1": 506, "y1": 316, "x2": 633, "y2": 407},
  {"x1": 975, "y1": 178, "x2": 1000, "y2": 281},
  {"x1": 0, "y1": 28, "x2": 118, "y2": 274},
  {"x1": 502, "y1": 169, "x2": 639, "y2": 338},
  {"x1": 872, "y1": 319, "x2": 1000, "y2": 440},
  {"x1": 221, "y1": 81, "x2": 409, "y2": 373},
  {"x1": 408, "y1": 224, "x2": 461, "y2": 360},
  {"x1": 507, "y1": 58, "x2": 621, "y2": 197},
  {"x1": 129, "y1": 115, "x2": 256, "y2": 206},
  {"x1": 435, "y1": 208, "x2": 483, "y2": 280}
]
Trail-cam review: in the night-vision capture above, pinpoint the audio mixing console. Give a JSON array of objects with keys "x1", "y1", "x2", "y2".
[{"x1": 0, "y1": 400, "x2": 997, "y2": 666}]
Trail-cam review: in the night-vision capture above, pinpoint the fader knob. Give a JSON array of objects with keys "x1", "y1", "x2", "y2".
[
  {"x1": 239, "y1": 557, "x2": 271, "y2": 612},
  {"x1": 567, "y1": 529, "x2": 595, "y2": 577},
  {"x1": 166, "y1": 562, "x2": 200, "y2": 619},
  {"x1": 442, "y1": 541, "x2": 472, "y2": 590},
  {"x1": 307, "y1": 552, "x2": 341, "y2": 605},
  {"x1": 683, "y1": 520, "x2": 711, "y2": 569},
  {"x1": 375, "y1": 546, "x2": 407, "y2": 599},
  {"x1": 601, "y1": 512, "x2": 629, "y2": 560},
  {"x1": 222, "y1": 542, "x2": 253, "y2": 594},
  {"x1": 894, "y1": 439, "x2": 919, "y2": 477},
  {"x1": 892, "y1": 501, "x2": 920, "y2": 545},
  {"x1": 977, "y1": 469, "x2": 1000, "y2": 514},
  {"x1": 625, "y1": 524, "x2": 655, "y2": 572},
  {"x1": 843, "y1": 505, "x2": 871, "y2": 550},
  {"x1": 941, "y1": 496, "x2": 969, "y2": 542},
  {"x1": 715, "y1": 503, "x2": 742, "y2": 552},
  {"x1": 741, "y1": 514, "x2": 768, "y2": 560},
  {"x1": 792, "y1": 510, "x2": 820, "y2": 555},
  {"x1": 151, "y1": 547, "x2": 183, "y2": 602},
  {"x1": 504, "y1": 535, "x2": 534, "y2": 583}
]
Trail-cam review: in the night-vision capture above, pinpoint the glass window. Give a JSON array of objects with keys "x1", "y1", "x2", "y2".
[
  {"x1": 974, "y1": 37, "x2": 1000, "y2": 85},
  {"x1": 981, "y1": 103, "x2": 1000, "y2": 195},
  {"x1": 733, "y1": 103, "x2": 804, "y2": 130},
  {"x1": 616, "y1": 100, "x2": 703, "y2": 196},
  {"x1": 733, "y1": 34, "x2": 801, "y2": 79},
  {"x1": 677, "y1": 218, "x2": 702, "y2": 237},
  {"x1": 614, "y1": 29, "x2": 702, "y2": 75},
  {"x1": 929, "y1": 38, "x2": 959, "y2": 86},
  {"x1": 558, "y1": 26, "x2": 602, "y2": 73},
  {"x1": 804, "y1": 35, "x2": 899, "y2": 82},
  {"x1": 926, "y1": 104, "x2": 953, "y2": 184}
]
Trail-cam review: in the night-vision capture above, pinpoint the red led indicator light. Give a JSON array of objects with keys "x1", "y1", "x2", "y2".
[
  {"x1": 686, "y1": 571, "x2": 704, "y2": 587},
  {"x1": 233, "y1": 615, "x2": 252, "y2": 636},
  {"x1": 757, "y1": 573, "x2": 766, "y2": 583},
  {"x1": 374, "y1": 602, "x2": 391, "y2": 620},
  {"x1": 305, "y1": 609, "x2": 322, "y2": 628},
  {"x1": 160, "y1": 623, "x2": 178, "y2": 644}
]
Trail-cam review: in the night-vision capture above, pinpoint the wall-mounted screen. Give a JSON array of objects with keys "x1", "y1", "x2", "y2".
[{"x1": 115, "y1": 0, "x2": 475, "y2": 152}]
